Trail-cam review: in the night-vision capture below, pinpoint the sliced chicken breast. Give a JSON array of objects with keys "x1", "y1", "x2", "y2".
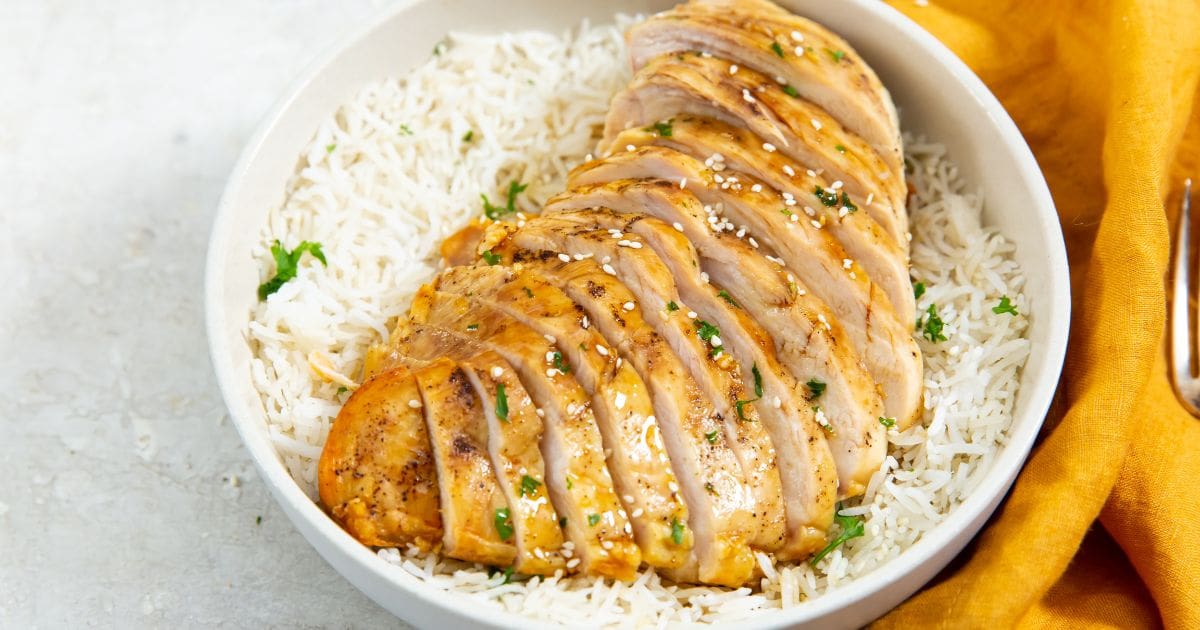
[
  {"x1": 493, "y1": 216, "x2": 837, "y2": 558},
  {"x1": 605, "y1": 124, "x2": 921, "y2": 428},
  {"x1": 318, "y1": 366, "x2": 442, "y2": 551},
  {"x1": 546, "y1": 181, "x2": 886, "y2": 496},
  {"x1": 387, "y1": 290, "x2": 642, "y2": 580},
  {"x1": 626, "y1": 0, "x2": 903, "y2": 173},
  {"x1": 508, "y1": 255, "x2": 758, "y2": 585},
  {"x1": 602, "y1": 52, "x2": 907, "y2": 243},
  {"x1": 487, "y1": 228, "x2": 788, "y2": 554},
  {"x1": 432, "y1": 265, "x2": 691, "y2": 570}
]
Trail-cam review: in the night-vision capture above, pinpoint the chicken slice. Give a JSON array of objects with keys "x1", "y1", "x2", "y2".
[
  {"x1": 432, "y1": 265, "x2": 691, "y2": 570},
  {"x1": 318, "y1": 366, "x2": 442, "y2": 551},
  {"x1": 606, "y1": 124, "x2": 922, "y2": 428},
  {"x1": 492, "y1": 217, "x2": 836, "y2": 558},
  {"x1": 627, "y1": 0, "x2": 903, "y2": 173},
  {"x1": 379, "y1": 291, "x2": 642, "y2": 580},
  {"x1": 546, "y1": 181, "x2": 886, "y2": 496},
  {"x1": 602, "y1": 52, "x2": 907, "y2": 244},
  {"x1": 490, "y1": 256, "x2": 758, "y2": 585}
]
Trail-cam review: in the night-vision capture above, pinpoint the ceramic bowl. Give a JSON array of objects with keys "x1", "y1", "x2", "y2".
[{"x1": 205, "y1": 1, "x2": 1070, "y2": 626}]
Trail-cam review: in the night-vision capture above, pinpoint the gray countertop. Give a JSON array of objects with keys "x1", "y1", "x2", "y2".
[{"x1": 1, "y1": 2, "x2": 406, "y2": 627}]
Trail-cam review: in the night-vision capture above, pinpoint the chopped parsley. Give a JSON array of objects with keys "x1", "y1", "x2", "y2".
[
  {"x1": 734, "y1": 398, "x2": 756, "y2": 421},
  {"x1": 919, "y1": 304, "x2": 948, "y2": 342},
  {"x1": 878, "y1": 416, "x2": 896, "y2": 428},
  {"x1": 718, "y1": 290, "x2": 740, "y2": 308},
  {"x1": 559, "y1": 517, "x2": 568, "y2": 529},
  {"x1": 399, "y1": 124, "x2": 414, "y2": 136},
  {"x1": 770, "y1": 41, "x2": 785, "y2": 58},
  {"x1": 336, "y1": 386, "x2": 348, "y2": 396},
  {"x1": 841, "y1": 192, "x2": 857, "y2": 213},
  {"x1": 826, "y1": 48, "x2": 846, "y2": 62},
  {"x1": 256, "y1": 515, "x2": 262, "y2": 525},
  {"x1": 752, "y1": 364, "x2": 763, "y2": 398},
  {"x1": 482, "y1": 180, "x2": 528, "y2": 220},
  {"x1": 258, "y1": 240, "x2": 327, "y2": 300},
  {"x1": 670, "y1": 516, "x2": 686, "y2": 545},
  {"x1": 481, "y1": 250, "x2": 501, "y2": 265},
  {"x1": 835, "y1": 144, "x2": 847, "y2": 153},
  {"x1": 495, "y1": 383, "x2": 509, "y2": 422},
  {"x1": 494, "y1": 508, "x2": 514, "y2": 541},
  {"x1": 992, "y1": 296, "x2": 1019, "y2": 316},
  {"x1": 913, "y1": 281, "x2": 926, "y2": 300},
  {"x1": 711, "y1": 346, "x2": 724, "y2": 358},
  {"x1": 782, "y1": 84, "x2": 800, "y2": 98},
  {"x1": 325, "y1": 143, "x2": 336, "y2": 154},
  {"x1": 809, "y1": 503, "x2": 864, "y2": 566},
  {"x1": 806, "y1": 378, "x2": 826, "y2": 400},
  {"x1": 666, "y1": 301, "x2": 680, "y2": 312},
  {"x1": 466, "y1": 323, "x2": 480, "y2": 331},
  {"x1": 566, "y1": 476, "x2": 574, "y2": 490},
  {"x1": 588, "y1": 513, "x2": 601, "y2": 527},
  {"x1": 520, "y1": 475, "x2": 542, "y2": 497},
  {"x1": 522, "y1": 286, "x2": 534, "y2": 298},
  {"x1": 813, "y1": 185, "x2": 839, "y2": 207},
  {"x1": 780, "y1": 208, "x2": 794, "y2": 216},
  {"x1": 695, "y1": 320, "x2": 720, "y2": 343},
  {"x1": 705, "y1": 430, "x2": 720, "y2": 444},
  {"x1": 645, "y1": 119, "x2": 674, "y2": 137},
  {"x1": 462, "y1": 130, "x2": 474, "y2": 143},
  {"x1": 552, "y1": 351, "x2": 570, "y2": 374}
]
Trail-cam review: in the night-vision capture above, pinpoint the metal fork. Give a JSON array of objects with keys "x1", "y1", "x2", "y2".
[{"x1": 1170, "y1": 178, "x2": 1200, "y2": 415}]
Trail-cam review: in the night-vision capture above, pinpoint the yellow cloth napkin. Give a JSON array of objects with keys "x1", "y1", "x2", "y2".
[{"x1": 872, "y1": 0, "x2": 1200, "y2": 627}]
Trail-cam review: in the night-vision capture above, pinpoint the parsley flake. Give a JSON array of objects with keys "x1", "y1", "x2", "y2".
[
  {"x1": 913, "y1": 281, "x2": 926, "y2": 300},
  {"x1": 666, "y1": 301, "x2": 680, "y2": 312},
  {"x1": 782, "y1": 84, "x2": 800, "y2": 98},
  {"x1": 495, "y1": 383, "x2": 509, "y2": 422},
  {"x1": 258, "y1": 240, "x2": 327, "y2": 300},
  {"x1": 806, "y1": 378, "x2": 826, "y2": 399},
  {"x1": 752, "y1": 364, "x2": 763, "y2": 398},
  {"x1": 718, "y1": 290, "x2": 740, "y2": 308},
  {"x1": 645, "y1": 119, "x2": 674, "y2": 137},
  {"x1": 481, "y1": 250, "x2": 501, "y2": 265},
  {"x1": 325, "y1": 143, "x2": 336, "y2": 154},
  {"x1": 482, "y1": 180, "x2": 528, "y2": 220},
  {"x1": 770, "y1": 41, "x2": 785, "y2": 58},
  {"x1": 552, "y1": 351, "x2": 570, "y2": 374},
  {"x1": 826, "y1": 49, "x2": 846, "y2": 62},
  {"x1": 992, "y1": 296, "x2": 1019, "y2": 316},
  {"x1": 520, "y1": 475, "x2": 542, "y2": 497},
  {"x1": 879, "y1": 416, "x2": 896, "y2": 428},
  {"x1": 466, "y1": 323, "x2": 480, "y2": 331},
  {"x1": 588, "y1": 513, "x2": 601, "y2": 527},
  {"x1": 705, "y1": 430, "x2": 719, "y2": 444},
  {"x1": 841, "y1": 192, "x2": 857, "y2": 213},
  {"x1": 835, "y1": 144, "x2": 847, "y2": 153},
  {"x1": 695, "y1": 320, "x2": 720, "y2": 342},
  {"x1": 670, "y1": 516, "x2": 686, "y2": 545},
  {"x1": 814, "y1": 185, "x2": 839, "y2": 207},
  {"x1": 494, "y1": 508, "x2": 514, "y2": 541},
  {"x1": 809, "y1": 503, "x2": 864, "y2": 566},
  {"x1": 920, "y1": 304, "x2": 948, "y2": 342},
  {"x1": 462, "y1": 130, "x2": 474, "y2": 143}
]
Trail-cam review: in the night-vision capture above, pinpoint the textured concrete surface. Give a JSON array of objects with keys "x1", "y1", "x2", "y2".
[{"x1": 0, "y1": 2, "x2": 408, "y2": 627}]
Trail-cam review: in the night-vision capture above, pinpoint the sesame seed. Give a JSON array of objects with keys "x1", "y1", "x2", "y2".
[
  {"x1": 751, "y1": 183, "x2": 762, "y2": 192},
  {"x1": 603, "y1": 264, "x2": 616, "y2": 275},
  {"x1": 408, "y1": 399, "x2": 421, "y2": 409},
  {"x1": 811, "y1": 220, "x2": 822, "y2": 229},
  {"x1": 562, "y1": 548, "x2": 574, "y2": 558},
  {"x1": 849, "y1": 271, "x2": 857, "y2": 279},
  {"x1": 832, "y1": 180, "x2": 844, "y2": 190},
  {"x1": 687, "y1": 311, "x2": 697, "y2": 319},
  {"x1": 623, "y1": 301, "x2": 635, "y2": 311},
  {"x1": 631, "y1": 508, "x2": 644, "y2": 518},
  {"x1": 774, "y1": 75, "x2": 787, "y2": 84},
  {"x1": 562, "y1": 541, "x2": 575, "y2": 550},
  {"x1": 843, "y1": 258, "x2": 853, "y2": 269},
  {"x1": 585, "y1": 153, "x2": 594, "y2": 161},
  {"x1": 773, "y1": 396, "x2": 782, "y2": 408},
  {"x1": 668, "y1": 482, "x2": 679, "y2": 493},
  {"x1": 618, "y1": 239, "x2": 632, "y2": 247},
  {"x1": 806, "y1": 169, "x2": 817, "y2": 177},
  {"x1": 700, "y1": 271, "x2": 710, "y2": 284},
  {"x1": 544, "y1": 334, "x2": 557, "y2": 343},
  {"x1": 791, "y1": 30, "x2": 804, "y2": 41},
  {"x1": 804, "y1": 206, "x2": 816, "y2": 217},
  {"x1": 710, "y1": 335, "x2": 723, "y2": 347},
  {"x1": 626, "y1": 144, "x2": 636, "y2": 152},
  {"x1": 811, "y1": 119, "x2": 823, "y2": 130},
  {"x1": 536, "y1": 408, "x2": 545, "y2": 417},
  {"x1": 601, "y1": 255, "x2": 612, "y2": 264},
  {"x1": 629, "y1": 241, "x2": 642, "y2": 249},
  {"x1": 546, "y1": 351, "x2": 557, "y2": 362},
  {"x1": 749, "y1": 237, "x2": 759, "y2": 249},
  {"x1": 785, "y1": 198, "x2": 796, "y2": 206},
  {"x1": 729, "y1": 64, "x2": 739, "y2": 74},
  {"x1": 566, "y1": 558, "x2": 581, "y2": 569},
  {"x1": 679, "y1": 177, "x2": 688, "y2": 189},
  {"x1": 701, "y1": 51, "x2": 712, "y2": 57},
  {"x1": 783, "y1": 165, "x2": 796, "y2": 177},
  {"x1": 623, "y1": 494, "x2": 634, "y2": 503},
  {"x1": 581, "y1": 315, "x2": 589, "y2": 329},
  {"x1": 614, "y1": 392, "x2": 627, "y2": 410},
  {"x1": 596, "y1": 344, "x2": 609, "y2": 356},
  {"x1": 742, "y1": 88, "x2": 755, "y2": 103},
  {"x1": 866, "y1": 193, "x2": 875, "y2": 205},
  {"x1": 672, "y1": 222, "x2": 684, "y2": 232},
  {"x1": 624, "y1": 523, "x2": 632, "y2": 534},
  {"x1": 795, "y1": 46, "x2": 805, "y2": 56},
  {"x1": 736, "y1": 228, "x2": 746, "y2": 238},
  {"x1": 714, "y1": 173, "x2": 725, "y2": 183},
  {"x1": 546, "y1": 368, "x2": 557, "y2": 377},
  {"x1": 762, "y1": 142, "x2": 777, "y2": 153},
  {"x1": 557, "y1": 253, "x2": 571, "y2": 262},
  {"x1": 790, "y1": 214, "x2": 799, "y2": 222},
  {"x1": 491, "y1": 366, "x2": 503, "y2": 378}
]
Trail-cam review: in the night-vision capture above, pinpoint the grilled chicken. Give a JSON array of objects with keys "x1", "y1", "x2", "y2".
[
  {"x1": 318, "y1": 366, "x2": 443, "y2": 550},
  {"x1": 495, "y1": 215, "x2": 837, "y2": 557},
  {"x1": 606, "y1": 123, "x2": 921, "y2": 428},
  {"x1": 626, "y1": 0, "x2": 903, "y2": 173},
  {"x1": 603, "y1": 52, "x2": 907, "y2": 243},
  {"x1": 487, "y1": 225, "x2": 789, "y2": 555},
  {"x1": 432, "y1": 265, "x2": 691, "y2": 569},
  {"x1": 322, "y1": 0, "x2": 923, "y2": 585},
  {"x1": 387, "y1": 289, "x2": 642, "y2": 579},
  {"x1": 507, "y1": 256, "x2": 758, "y2": 585},
  {"x1": 546, "y1": 179, "x2": 886, "y2": 496}
]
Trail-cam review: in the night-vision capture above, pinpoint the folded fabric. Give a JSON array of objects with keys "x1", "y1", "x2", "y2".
[{"x1": 874, "y1": 0, "x2": 1200, "y2": 627}]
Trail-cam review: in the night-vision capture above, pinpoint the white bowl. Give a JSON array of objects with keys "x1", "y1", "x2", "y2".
[{"x1": 205, "y1": 0, "x2": 1069, "y2": 627}]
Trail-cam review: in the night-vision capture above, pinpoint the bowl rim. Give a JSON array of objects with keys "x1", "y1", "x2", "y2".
[{"x1": 204, "y1": 0, "x2": 1070, "y2": 627}]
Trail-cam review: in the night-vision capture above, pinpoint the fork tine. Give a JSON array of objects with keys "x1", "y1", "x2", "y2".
[{"x1": 1173, "y1": 179, "x2": 1194, "y2": 387}]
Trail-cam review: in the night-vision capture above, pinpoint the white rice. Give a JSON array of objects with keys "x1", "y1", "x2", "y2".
[{"x1": 247, "y1": 18, "x2": 1030, "y2": 627}]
